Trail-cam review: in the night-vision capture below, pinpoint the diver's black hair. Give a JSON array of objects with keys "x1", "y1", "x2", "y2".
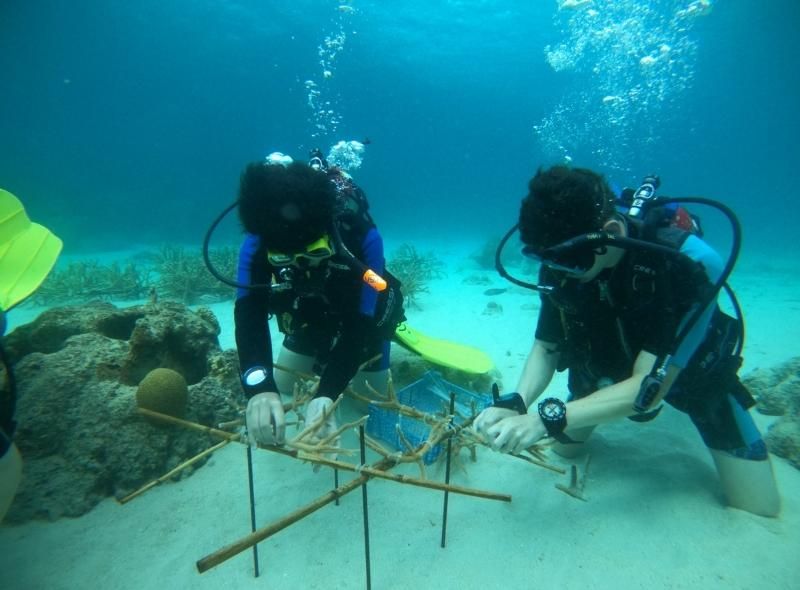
[
  {"x1": 238, "y1": 161, "x2": 337, "y2": 252},
  {"x1": 519, "y1": 165, "x2": 617, "y2": 254}
]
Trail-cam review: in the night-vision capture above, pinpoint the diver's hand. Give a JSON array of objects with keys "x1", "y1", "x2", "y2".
[
  {"x1": 486, "y1": 414, "x2": 547, "y2": 455},
  {"x1": 305, "y1": 397, "x2": 338, "y2": 444},
  {"x1": 305, "y1": 397, "x2": 340, "y2": 472},
  {"x1": 246, "y1": 391, "x2": 285, "y2": 445},
  {"x1": 474, "y1": 406, "x2": 519, "y2": 439}
]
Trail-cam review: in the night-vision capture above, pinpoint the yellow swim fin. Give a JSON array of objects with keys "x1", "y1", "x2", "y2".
[
  {"x1": 0, "y1": 189, "x2": 63, "y2": 311},
  {"x1": 393, "y1": 322, "x2": 493, "y2": 374}
]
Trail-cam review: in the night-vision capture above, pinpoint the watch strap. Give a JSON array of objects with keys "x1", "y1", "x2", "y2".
[{"x1": 492, "y1": 392, "x2": 528, "y2": 415}]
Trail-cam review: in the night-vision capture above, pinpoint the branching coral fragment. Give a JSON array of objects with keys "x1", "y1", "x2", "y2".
[{"x1": 388, "y1": 243, "x2": 445, "y2": 309}]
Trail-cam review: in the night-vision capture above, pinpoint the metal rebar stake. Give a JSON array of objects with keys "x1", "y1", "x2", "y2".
[
  {"x1": 359, "y1": 426, "x2": 372, "y2": 590},
  {"x1": 246, "y1": 444, "x2": 260, "y2": 577},
  {"x1": 440, "y1": 392, "x2": 456, "y2": 548}
]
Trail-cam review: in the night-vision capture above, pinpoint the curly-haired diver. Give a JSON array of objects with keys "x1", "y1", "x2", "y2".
[
  {"x1": 234, "y1": 153, "x2": 404, "y2": 449},
  {"x1": 475, "y1": 165, "x2": 780, "y2": 517}
]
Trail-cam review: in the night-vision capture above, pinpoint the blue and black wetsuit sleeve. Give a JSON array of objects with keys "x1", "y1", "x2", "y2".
[
  {"x1": 669, "y1": 234, "x2": 724, "y2": 367},
  {"x1": 317, "y1": 227, "x2": 384, "y2": 400},
  {"x1": 234, "y1": 234, "x2": 278, "y2": 398}
]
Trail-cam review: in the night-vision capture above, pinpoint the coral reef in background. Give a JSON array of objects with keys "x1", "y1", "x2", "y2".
[
  {"x1": 33, "y1": 260, "x2": 151, "y2": 304},
  {"x1": 2, "y1": 301, "x2": 242, "y2": 523},
  {"x1": 472, "y1": 234, "x2": 527, "y2": 271},
  {"x1": 155, "y1": 244, "x2": 237, "y2": 304},
  {"x1": 388, "y1": 243, "x2": 445, "y2": 309},
  {"x1": 746, "y1": 357, "x2": 800, "y2": 469},
  {"x1": 29, "y1": 245, "x2": 239, "y2": 306},
  {"x1": 471, "y1": 235, "x2": 503, "y2": 270}
]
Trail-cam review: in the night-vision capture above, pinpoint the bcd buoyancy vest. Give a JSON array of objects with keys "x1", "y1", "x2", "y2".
[
  {"x1": 547, "y1": 223, "x2": 711, "y2": 395},
  {"x1": 268, "y1": 172, "x2": 404, "y2": 340}
]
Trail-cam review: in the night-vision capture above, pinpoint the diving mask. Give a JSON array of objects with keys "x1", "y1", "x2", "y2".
[
  {"x1": 522, "y1": 244, "x2": 596, "y2": 277},
  {"x1": 267, "y1": 234, "x2": 334, "y2": 267}
]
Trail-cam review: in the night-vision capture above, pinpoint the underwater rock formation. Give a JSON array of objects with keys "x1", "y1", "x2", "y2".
[
  {"x1": 3, "y1": 302, "x2": 241, "y2": 523},
  {"x1": 481, "y1": 301, "x2": 503, "y2": 316},
  {"x1": 745, "y1": 358, "x2": 800, "y2": 416},
  {"x1": 745, "y1": 357, "x2": 800, "y2": 469}
]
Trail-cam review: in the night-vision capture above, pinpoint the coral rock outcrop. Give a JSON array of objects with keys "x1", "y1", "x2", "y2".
[
  {"x1": 746, "y1": 357, "x2": 800, "y2": 469},
  {"x1": 3, "y1": 301, "x2": 241, "y2": 523}
]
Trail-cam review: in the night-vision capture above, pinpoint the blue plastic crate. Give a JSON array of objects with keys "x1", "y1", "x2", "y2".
[{"x1": 366, "y1": 371, "x2": 491, "y2": 464}]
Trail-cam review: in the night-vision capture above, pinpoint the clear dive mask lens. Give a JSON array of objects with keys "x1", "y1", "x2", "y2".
[
  {"x1": 522, "y1": 245, "x2": 595, "y2": 277},
  {"x1": 267, "y1": 235, "x2": 334, "y2": 267},
  {"x1": 266, "y1": 252, "x2": 293, "y2": 266}
]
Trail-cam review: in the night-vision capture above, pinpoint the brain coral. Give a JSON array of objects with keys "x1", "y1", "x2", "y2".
[{"x1": 135, "y1": 368, "x2": 188, "y2": 417}]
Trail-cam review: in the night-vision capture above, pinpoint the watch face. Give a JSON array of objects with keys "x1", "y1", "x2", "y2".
[
  {"x1": 541, "y1": 400, "x2": 564, "y2": 420},
  {"x1": 244, "y1": 367, "x2": 267, "y2": 387}
]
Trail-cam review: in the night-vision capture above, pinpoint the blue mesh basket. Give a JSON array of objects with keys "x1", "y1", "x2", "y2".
[{"x1": 366, "y1": 371, "x2": 491, "y2": 464}]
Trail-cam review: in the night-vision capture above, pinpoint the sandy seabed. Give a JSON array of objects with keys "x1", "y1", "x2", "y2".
[{"x1": 1, "y1": 238, "x2": 799, "y2": 590}]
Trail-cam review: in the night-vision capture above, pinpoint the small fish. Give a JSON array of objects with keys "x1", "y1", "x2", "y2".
[{"x1": 483, "y1": 288, "x2": 507, "y2": 296}]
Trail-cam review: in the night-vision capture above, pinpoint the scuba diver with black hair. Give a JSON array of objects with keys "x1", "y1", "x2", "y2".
[
  {"x1": 474, "y1": 165, "x2": 780, "y2": 517},
  {"x1": 0, "y1": 189, "x2": 62, "y2": 521},
  {"x1": 231, "y1": 152, "x2": 404, "y2": 448}
]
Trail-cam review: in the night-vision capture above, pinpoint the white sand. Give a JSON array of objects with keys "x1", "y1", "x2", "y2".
[{"x1": 1, "y1": 240, "x2": 799, "y2": 590}]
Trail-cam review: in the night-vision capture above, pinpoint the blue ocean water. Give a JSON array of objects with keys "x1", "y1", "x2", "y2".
[
  {"x1": 1, "y1": 0, "x2": 798, "y2": 255},
  {"x1": 3, "y1": 5, "x2": 800, "y2": 589}
]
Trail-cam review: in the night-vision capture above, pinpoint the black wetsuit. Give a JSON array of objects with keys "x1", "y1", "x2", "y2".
[
  {"x1": 0, "y1": 334, "x2": 16, "y2": 457},
  {"x1": 534, "y1": 231, "x2": 764, "y2": 457}
]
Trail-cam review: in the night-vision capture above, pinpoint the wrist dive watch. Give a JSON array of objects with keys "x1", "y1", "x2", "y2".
[{"x1": 537, "y1": 397, "x2": 577, "y2": 444}]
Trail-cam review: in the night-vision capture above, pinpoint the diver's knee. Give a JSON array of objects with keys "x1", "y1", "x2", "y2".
[
  {"x1": 274, "y1": 347, "x2": 316, "y2": 394},
  {"x1": 552, "y1": 426, "x2": 595, "y2": 458},
  {"x1": 351, "y1": 368, "x2": 389, "y2": 399},
  {"x1": 552, "y1": 440, "x2": 589, "y2": 458},
  {"x1": 711, "y1": 448, "x2": 781, "y2": 517}
]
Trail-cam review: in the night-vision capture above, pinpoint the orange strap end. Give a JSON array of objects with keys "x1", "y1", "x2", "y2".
[{"x1": 362, "y1": 269, "x2": 387, "y2": 292}]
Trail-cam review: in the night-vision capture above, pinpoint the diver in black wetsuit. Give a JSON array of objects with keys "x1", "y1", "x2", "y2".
[
  {"x1": 475, "y1": 165, "x2": 780, "y2": 517},
  {"x1": 234, "y1": 153, "x2": 403, "y2": 447}
]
